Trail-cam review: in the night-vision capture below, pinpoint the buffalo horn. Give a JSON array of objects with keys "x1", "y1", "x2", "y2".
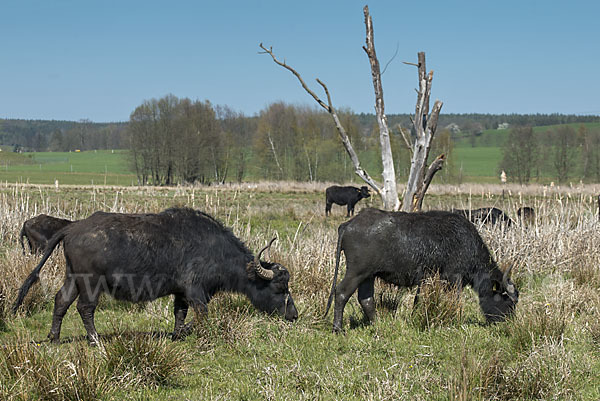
[
  {"x1": 502, "y1": 264, "x2": 515, "y2": 294},
  {"x1": 253, "y1": 237, "x2": 277, "y2": 280}
]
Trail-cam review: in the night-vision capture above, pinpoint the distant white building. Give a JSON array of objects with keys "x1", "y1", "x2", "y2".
[
  {"x1": 445, "y1": 123, "x2": 461, "y2": 134},
  {"x1": 497, "y1": 122, "x2": 510, "y2": 130}
]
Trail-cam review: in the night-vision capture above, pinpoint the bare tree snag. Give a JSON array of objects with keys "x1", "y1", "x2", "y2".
[
  {"x1": 401, "y1": 52, "x2": 445, "y2": 212},
  {"x1": 260, "y1": 7, "x2": 445, "y2": 212},
  {"x1": 362, "y1": 5, "x2": 400, "y2": 211},
  {"x1": 414, "y1": 153, "x2": 445, "y2": 211},
  {"x1": 259, "y1": 43, "x2": 382, "y2": 195}
]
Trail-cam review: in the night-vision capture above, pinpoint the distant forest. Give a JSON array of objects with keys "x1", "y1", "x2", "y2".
[{"x1": 1, "y1": 98, "x2": 599, "y2": 185}]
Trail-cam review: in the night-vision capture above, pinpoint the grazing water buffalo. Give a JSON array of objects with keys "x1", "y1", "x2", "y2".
[
  {"x1": 19, "y1": 214, "x2": 72, "y2": 254},
  {"x1": 453, "y1": 207, "x2": 513, "y2": 227},
  {"x1": 324, "y1": 208, "x2": 518, "y2": 332},
  {"x1": 325, "y1": 185, "x2": 371, "y2": 217},
  {"x1": 13, "y1": 207, "x2": 297, "y2": 344}
]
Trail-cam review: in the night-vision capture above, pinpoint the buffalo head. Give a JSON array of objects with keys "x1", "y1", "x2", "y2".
[
  {"x1": 479, "y1": 264, "x2": 519, "y2": 323},
  {"x1": 246, "y1": 238, "x2": 298, "y2": 321},
  {"x1": 359, "y1": 186, "x2": 371, "y2": 199}
]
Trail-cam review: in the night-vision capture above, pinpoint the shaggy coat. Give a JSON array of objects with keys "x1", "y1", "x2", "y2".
[
  {"x1": 325, "y1": 208, "x2": 518, "y2": 332},
  {"x1": 13, "y1": 207, "x2": 297, "y2": 344}
]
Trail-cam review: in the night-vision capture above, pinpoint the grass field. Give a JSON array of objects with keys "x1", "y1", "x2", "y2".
[
  {"x1": 453, "y1": 147, "x2": 503, "y2": 180},
  {"x1": 0, "y1": 150, "x2": 136, "y2": 186},
  {"x1": 453, "y1": 122, "x2": 600, "y2": 148},
  {"x1": 1, "y1": 182, "x2": 599, "y2": 400},
  {"x1": 0, "y1": 147, "x2": 513, "y2": 186}
]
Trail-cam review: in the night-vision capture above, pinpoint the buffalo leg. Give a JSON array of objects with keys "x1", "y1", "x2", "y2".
[
  {"x1": 326, "y1": 202, "x2": 332, "y2": 216},
  {"x1": 346, "y1": 204, "x2": 352, "y2": 217},
  {"x1": 179, "y1": 289, "x2": 210, "y2": 333},
  {"x1": 357, "y1": 277, "x2": 376, "y2": 323},
  {"x1": 76, "y1": 285, "x2": 101, "y2": 346},
  {"x1": 48, "y1": 278, "x2": 79, "y2": 344},
  {"x1": 333, "y1": 274, "x2": 367, "y2": 332},
  {"x1": 172, "y1": 293, "x2": 189, "y2": 340}
]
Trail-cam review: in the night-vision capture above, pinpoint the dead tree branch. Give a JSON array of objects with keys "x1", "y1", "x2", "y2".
[
  {"x1": 259, "y1": 43, "x2": 382, "y2": 194},
  {"x1": 397, "y1": 124, "x2": 413, "y2": 153},
  {"x1": 362, "y1": 5, "x2": 400, "y2": 211},
  {"x1": 402, "y1": 52, "x2": 445, "y2": 212},
  {"x1": 413, "y1": 153, "x2": 445, "y2": 211}
]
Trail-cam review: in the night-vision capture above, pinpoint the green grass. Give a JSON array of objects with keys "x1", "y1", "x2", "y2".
[
  {"x1": 453, "y1": 147, "x2": 503, "y2": 180},
  {"x1": 1, "y1": 184, "x2": 600, "y2": 399},
  {"x1": 0, "y1": 150, "x2": 137, "y2": 186},
  {"x1": 454, "y1": 121, "x2": 600, "y2": 148}
]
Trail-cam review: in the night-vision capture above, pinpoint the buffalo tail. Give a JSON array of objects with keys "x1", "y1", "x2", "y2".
[
  {"x1": 12, "y1": 229, "x2": 66, "y2": 313},
  {"x1": 323, "y1": 228, "x2": 344, "y2": 318}
]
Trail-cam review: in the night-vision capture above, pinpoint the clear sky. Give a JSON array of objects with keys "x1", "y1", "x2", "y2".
[{"x1": 2, "y1": 0, "x2": 599, "y2": 122}]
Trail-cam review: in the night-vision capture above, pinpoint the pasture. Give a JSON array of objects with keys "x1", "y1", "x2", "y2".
[
  {"x1": 0, "y1": 150, "x2": 136, "y2": 186},
  {"x1": 0, "y1": 182, "x2": 599, "y2": 400}
]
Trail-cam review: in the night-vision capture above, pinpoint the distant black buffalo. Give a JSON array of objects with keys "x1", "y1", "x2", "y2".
[
  {"x1": 325, "y1": 209, "x2": 518, "y2": 332},
  {"x1": 517, "y1": 206, "x2": 535, "y2": 225},
  {"x1": 325, "y1": 185, "x2": 371, "y2": 217},
  {"x1": 19, "y1": 214, "x2": 72, "y2": 254},
  {"x1": 13, "y1": 207, "x2": 298, "y2": 344},
  {"x1": 452, "y1": 207, "x2": 513, "y2": 227}
]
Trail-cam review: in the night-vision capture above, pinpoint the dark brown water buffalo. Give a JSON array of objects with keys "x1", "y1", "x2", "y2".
[
  {"x1": 19, "y1": 214, "x2": 72, "y2": 254},
  {"x1": 517, "y1": 206, "x2": 535, "y2": 225},
  {"x1": 325, "y1": 208, "x2": 518, "y2": 332},
  {"x1": 325, "y1": 185, "x2": 371, "y2": 217},
  {"x1": 452, "y1": 207, "x2": 514, "y2": 227},
  {"x1": 13, "y1": 207, "x2": 297, "y2": 344}
]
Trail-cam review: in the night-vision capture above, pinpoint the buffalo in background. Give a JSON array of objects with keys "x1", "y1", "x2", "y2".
[
  {"x1": 325, "y1": 185, "x2": 371, "y2": 217},
  {"x1": 517, "y1": 206, "x2": 535, "y2": 225},
  {"x1": 19, "y1": 214, "x2": 72, "y2": 254},
  {"x1": 452, "y1": 207, "x2": 514, "y2": 227},
  {"x1": 325, "y1": 208, "x2": 518, "y2": 332},
  {"x1": 13, "y1": 207, "x2": 298, "y2": 344}
]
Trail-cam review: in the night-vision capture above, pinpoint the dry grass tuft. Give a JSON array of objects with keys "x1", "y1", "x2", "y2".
[
  {"x1": 0, "y1": 335, "x2": 110, "y2": 401},
  {"x1": 410, "y1": 273, "x2": 463, "y2": 330},
  {"x1": 102, "y1": 331, "x2": 189, "y2": 388},
  {"x1": 498, "y1": 300, "x2": 569, "y2": 352},
  {"x1": 497, "y1": 342, "x2": 576, "y2": 400}
]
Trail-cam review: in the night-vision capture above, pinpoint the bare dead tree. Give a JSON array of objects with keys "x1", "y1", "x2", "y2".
[
  {"x1": 362, "y1": 5, "x2": 400, "y2": 210},
  {"x1": 259, "y1": 43, "x2": 382, "y2": 195},
  {"x1": 260, "y1": 5, "x2": 444, "y2": 211},
  {"x1": 402, "y1": 52, "x2": 444, "y2": 212}
]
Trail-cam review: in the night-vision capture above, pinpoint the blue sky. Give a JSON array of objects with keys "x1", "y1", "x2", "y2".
[{"x1": 2, "y1": 0, "x2": 599, "y2": 122}]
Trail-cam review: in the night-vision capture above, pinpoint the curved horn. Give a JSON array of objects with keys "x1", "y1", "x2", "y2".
[
  {"x1": 502, "y1": 264, "x2": 515, "y2": 294},
  {"x1": 253, "y1": 237, "x2": 277, "y2": 280}
]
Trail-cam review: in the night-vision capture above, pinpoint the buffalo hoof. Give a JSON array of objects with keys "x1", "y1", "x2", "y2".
[
  {"x1": 47, "y1": 332, "x2": 60, "y2": 344},
  {"x1": 86, "y1": 334, "x2": 100, "y2": 347},
  {"x1": 172, "y1": 322, "x2": 194, "y2": 341}
]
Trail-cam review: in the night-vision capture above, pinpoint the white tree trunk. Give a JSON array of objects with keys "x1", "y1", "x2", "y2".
[
  {"x1": 402, "y1": 52, "x2": 444, "y2": 212},
  {"x1": 362, "y1": 5, "x2": 400, "y2": 211}
]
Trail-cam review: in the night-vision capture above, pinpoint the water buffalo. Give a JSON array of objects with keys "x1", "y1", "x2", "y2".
[
  {"x1": 452, "y1": 207, "x2": 513, "y2": 227},
  {"x1": 517, "y1": 206, "x2": 535, "y2": 225},
  {"x1": 324, "y1": 208, "x2": 518, "y2": 332},
  {"x1": 19, "y1": 214, "x2": 72, "y2": 254},
  {"x1": 13, "y1": 207, "x2": 298, "y2": 344},
  {"x1": 325, "y1": 185, "x2": 371, "y2": 217}
]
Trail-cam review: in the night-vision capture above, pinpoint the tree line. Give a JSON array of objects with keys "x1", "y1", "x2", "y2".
[
  {"x1": 1, "y1": 101, "x2": 599, "y2": 185},
  {"x1": 500, "y1": 124, "x2": 600, "y2": 184},
  {"x1": 124, "y1": 94, "x2": 461, "y2": 186}
]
